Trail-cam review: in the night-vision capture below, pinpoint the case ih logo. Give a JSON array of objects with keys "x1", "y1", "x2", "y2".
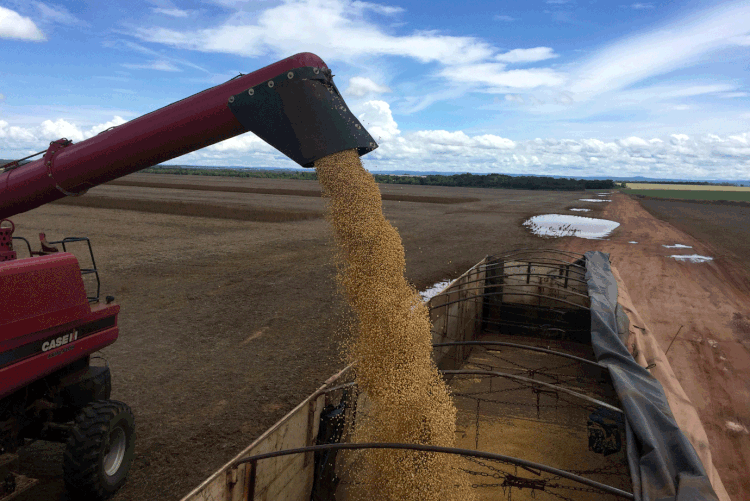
[{"x1": 42, "y1": 330, "x2": 79, "y2": 352}]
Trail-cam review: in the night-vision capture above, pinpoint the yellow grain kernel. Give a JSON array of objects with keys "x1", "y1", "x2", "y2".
[{"x1": 315, "y1": 149, "x2": 473, "y2": 501}]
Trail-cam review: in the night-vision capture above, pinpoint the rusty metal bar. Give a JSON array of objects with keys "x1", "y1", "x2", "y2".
[
  {"x1": 431, "y1": 281, "x2": 591, "y2": 302},
  {"x1": 231, "y1": 443, "x2": 633, "y2": 499},
  {"x1": 441, "y1": 370, "x2": 622, "y2": 413},
  {"x1": 432, "y1": 341, "x2": 603, "y2": 369},
  {"x1": 430, "y1": 291, "x2": 591, "y2": 311}
]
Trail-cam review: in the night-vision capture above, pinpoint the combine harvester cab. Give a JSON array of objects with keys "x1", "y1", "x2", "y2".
[{"x1": 180, "y1": 249, "x2": 727, "y2": 501}]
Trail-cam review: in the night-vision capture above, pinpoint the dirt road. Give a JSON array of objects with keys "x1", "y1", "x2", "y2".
[{"x1": 555, "y1": 192, "x2": 750, "y2": 501}]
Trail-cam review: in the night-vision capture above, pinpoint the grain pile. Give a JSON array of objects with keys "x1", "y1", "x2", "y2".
[{"x1": 315, "y1": 149, "x2": 472, "y2": 501}]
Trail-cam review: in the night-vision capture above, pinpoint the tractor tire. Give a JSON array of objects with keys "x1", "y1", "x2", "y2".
[{"x1": 62, "y1": 400, "x2": 135, "y2": 500}]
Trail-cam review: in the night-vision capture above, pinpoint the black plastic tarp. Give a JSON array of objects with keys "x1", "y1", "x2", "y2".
[{"x1": 583, "y1": 251, "x2": 719, "y2": 501}]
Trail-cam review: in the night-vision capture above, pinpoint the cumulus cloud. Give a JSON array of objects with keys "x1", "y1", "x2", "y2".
[
  {"x1": 1, "y1": 117, "x2": 128, "y2": 148},
  {"x1": 356, "y1": 100, "x2": 400, "y2": 141},
  {"x1": 495, "y1": 47, "x2": 558, "y2": 64},
  {"x1": 346, "y1": 77, "x2": 392, "y2": 97},
  {"x1": 0, "y1": 6, "x2": 46, "y2": 41},
  {"x1": 494, "y1": 15, "x2": 516, "y2": 22}
]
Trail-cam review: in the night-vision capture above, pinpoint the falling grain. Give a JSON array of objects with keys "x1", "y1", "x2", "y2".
[{"x1": 315, "y1": 149, "x2": 472, "y2": 501}]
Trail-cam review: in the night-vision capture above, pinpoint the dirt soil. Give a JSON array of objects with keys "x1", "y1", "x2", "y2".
[
  {"x1": 555, "y1": 192, "x2": 750, "y2": 501},
  {"x1": 8, "y1": 173, "x2": 594, "y2": 501}
]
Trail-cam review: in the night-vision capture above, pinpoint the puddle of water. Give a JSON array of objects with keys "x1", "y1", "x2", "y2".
[
  {"x1": 669, "y1": 254, "x2": 713, "y2": 263},
  {"x1": 662, "y1": 244, "x2": 693, "y2": 249},
  {"x1": 569, "y1": 208, "x2": 591, "y2": 212},
  {"x1": 579, "y1": 199, "x2": 612, "y2": 202},
  {"x1": 629, "y1": 241, "x2": 638, "y2": 244},
  {"x1": 419, "y1": 279, "x2": 452, "y2": 301},
  {"x1": 523, "y1": 214, "x2": 620, "y2": 239},
  {"x1": 726, "y1": 420, "x2": 749, "y2": 434}
]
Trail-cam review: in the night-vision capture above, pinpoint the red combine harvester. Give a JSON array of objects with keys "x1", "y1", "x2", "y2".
[{"x1": 0, "y1": 52, "x2": 377, "y2": 500}]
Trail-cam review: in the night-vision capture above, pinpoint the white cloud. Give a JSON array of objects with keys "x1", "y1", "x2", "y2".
[
  {"x1": 355, "y1": 100, "x2": 400, "y2": 141},
  {"x1": 546, "y1": 0, "x2": 570, "y2": 4},
  {"x1": 494, "y1": 15, "x2": 516, "y2": 22},
  {"x1": 672, "y1": 104, "x2": 690, "y2": 110},
  {"x1": 126, "y1": 0, "x2": 497, "y2": 65},
  {"x1": 438, "y1": 64, "x2": 565, "y2": 89},
  {"x1": 152, "y1": 7, "x2": 190, "y2": 17},
  {"x1": 569, "y1": 2, "x2": 750, "y2": 97},
  {"x1": 495, "y1": 47, "x2": 558, "y2": 64},
  {"x1": 346, "y1": 77, "x2": 392, "y2": 97},
  {"x1": 33, "y1": 2, "x2": 87, "y2": 26},
  {"x1": 350, "y1": 1, "x2": 404, "y2": 15},
  {"x1": 121, "y1": 61, "x2": 181, "y2": 71},
  {"x1": 718, "y1": 92, "x2": 748, "y2": 98},
  {"x1": 505, "y1": 94, "x2": 524, "y2": 103},
  {"x1": 1, "y1": 116, "x2": 129, "y2": 150},
  {"x1": 0, "y1": 94, "x2": 4, "y2": 101},
  {"x1": 0, "y1": 6, "x2": 46, "y2": 41},
  {"x1": 631, "y1": 3, "x2": 654, "y2": 9}
]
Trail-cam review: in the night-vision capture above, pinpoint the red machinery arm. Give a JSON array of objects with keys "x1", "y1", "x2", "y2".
[{"x1": 0, "y1": 52, "x2": 377, "y2": 219}]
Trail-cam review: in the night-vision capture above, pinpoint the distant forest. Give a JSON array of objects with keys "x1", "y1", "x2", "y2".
[{"x1": 140, "y1": 165, "x2": 616, "y2": 191}]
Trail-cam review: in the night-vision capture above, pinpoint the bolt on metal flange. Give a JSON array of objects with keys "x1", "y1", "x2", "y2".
[
  {"x1": 268, "y1": 80, "x2": 274, "y2": 88},
  {"x1": 313, "y1": 67, "x2": 320, "y2": 75},
  {"x1": 287, "y1": 72, "x2": 294, "y2": 79},
  {"x1": 248, "y1": 88, "x2": 254, "y2": 96},
  {"x1": 228, "y1": 96, "x2": 235, "y2": 103}
]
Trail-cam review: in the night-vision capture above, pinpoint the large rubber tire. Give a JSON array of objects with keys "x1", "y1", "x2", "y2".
[{"x1": 63, "y1": 400, "x2": 135, "y2": 500}]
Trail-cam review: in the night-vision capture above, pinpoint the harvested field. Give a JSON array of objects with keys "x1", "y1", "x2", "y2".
[
  {"x1": 554, "y1": 193, "x2": 750, "y2": 501},
  {"x1": 622, "y1": 190, "x2": 750, "y2": 203},
  {"x1": 625, "y1": 183, "x2": 750, "y2": 191},
  {"x1": 106, "y1": 179, "x2": 481, "y2": 204},
  {"x1": 637, "y1": 198, "x2": 750, "y2": 283},
  {"x1": 52, "y1": 196, "x2": 323, "y2": 222},
  {"x1": 8, "y1": 172, "x2": 594, "y2": 501}
]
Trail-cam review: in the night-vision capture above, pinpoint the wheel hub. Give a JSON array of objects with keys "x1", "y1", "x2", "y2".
[{"x1": 103, "y1": 426, "x2": 126, "y2": 477}]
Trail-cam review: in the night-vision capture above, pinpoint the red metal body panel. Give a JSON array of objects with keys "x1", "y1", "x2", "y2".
[
  {"x1": 0, "y1": 253, "x2": 90, "y2": 336},
  {"x1": 0, "y1": 305, "x2": 119, "y2": 399},
  {"x1": 0, "y1": 52, "x2": 328, "y2": 219},
  {"x1": 0, "y1": 253, "x2": 120, "y2": 398}
]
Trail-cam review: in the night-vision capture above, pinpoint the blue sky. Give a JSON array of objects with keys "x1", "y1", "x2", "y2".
[{"x1": 1, "y1": 0, "x2": 749, "y2": 179}]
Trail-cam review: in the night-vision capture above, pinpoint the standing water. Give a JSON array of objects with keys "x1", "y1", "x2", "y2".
[
  {"x1": 524, "y1": 214, "x2": 620, "y2": 239},
  {"x1": 315, "y1": 149, "x2": 472, "y2": 501}
]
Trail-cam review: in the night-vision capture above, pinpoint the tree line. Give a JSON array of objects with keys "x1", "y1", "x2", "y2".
[{"x1": 141, "y1": 166, "x2": 616, "y2": 190}]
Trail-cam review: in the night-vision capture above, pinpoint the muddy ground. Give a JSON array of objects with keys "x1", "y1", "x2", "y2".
[
  {"x1": 9, "y1": 173, "x2": 599, "y2": 501},
  {"x1": 555, "y1": 193, "x2": 750, "y2": 501}
]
